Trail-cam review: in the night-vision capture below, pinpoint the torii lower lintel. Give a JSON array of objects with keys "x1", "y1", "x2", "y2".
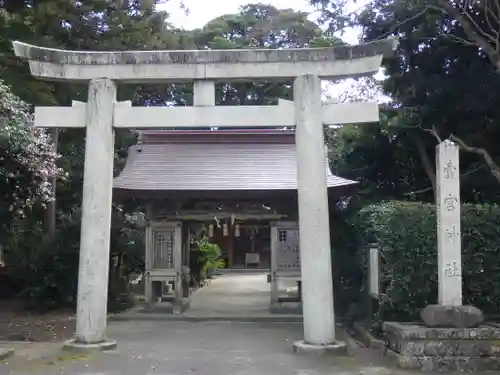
[
  {"x1": 34, "y1": 100, "x2": 379, "y2": 128},
  {"x1": 34, "y1": 100, "x2": 132, "y2": 128}
]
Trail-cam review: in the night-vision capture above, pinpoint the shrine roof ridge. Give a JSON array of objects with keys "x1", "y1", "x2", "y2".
[
  {"x1": 13, "y1": 39, "x2": 397, "y2": 65},
  {"x1": 138, "y1": 129, "x2": 296, "y2": 144},
  {"x1": 136, "y1": 129, "x2": 295, "y2": 136}
]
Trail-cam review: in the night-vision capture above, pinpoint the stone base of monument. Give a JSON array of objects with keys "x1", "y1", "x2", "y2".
[
  {"x1": 383, "y1": 322, "x2": 500, "y2": 372},
  {"x1": 421, "y1": 304, "x2": 484, "y2": 328},
  {"x1": 293, "y1": 340, "x2": 347, "y2": 357},
  {"x1": 62, "y1": 339, "x2": 117, "y2": 353}
]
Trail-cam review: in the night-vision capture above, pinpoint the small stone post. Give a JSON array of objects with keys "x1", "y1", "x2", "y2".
[
  {"x1": 193, "y1": 80, "x2": 215, "y2": 106},
  {"x1": 421, "y1": 140, "x2": 483, "y2": 328},
  {"x1": 293, "y1": 75, "x2": 344, "y2": 354},
  {"x1": 66, "y1": 78, "x2": 117, "y2": 350}
]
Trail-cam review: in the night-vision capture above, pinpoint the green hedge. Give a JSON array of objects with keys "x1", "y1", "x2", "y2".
[{"x1": 356, "y1": 201, "x2": 500, "y2": 322}]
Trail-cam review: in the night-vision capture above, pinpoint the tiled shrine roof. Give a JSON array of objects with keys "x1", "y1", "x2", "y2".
[{"x1": 113, "y1": 130, "x2": 358, "y2": 192}]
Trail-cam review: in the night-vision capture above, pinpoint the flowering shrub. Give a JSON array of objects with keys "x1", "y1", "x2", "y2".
[{"x1": 0, "y1": 81, "x2": 60, "y2": 225}]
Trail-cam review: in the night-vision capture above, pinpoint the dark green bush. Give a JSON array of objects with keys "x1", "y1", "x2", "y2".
[
  {"x1": 1, "y1": 206, "x2": 144, "y2": 312},
  {"x1": 356, "y1": 201, "x2": 500, "y2": 322},
  {"x1": 330, "y1": 206, "x2": 366, "y2": 319},
  {"x1": 2, "y1": 216, "x2": 79, "y2": 310},
  {"x1": 108, "y1": 206, "x2": 145, "y2": 312}
]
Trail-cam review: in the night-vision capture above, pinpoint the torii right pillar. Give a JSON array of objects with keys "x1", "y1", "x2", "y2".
[{"x1": 293, "y1": 74, "x2": 339, "y2": 353}]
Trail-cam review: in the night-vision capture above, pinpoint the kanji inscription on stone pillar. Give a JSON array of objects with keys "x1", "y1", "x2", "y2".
[{"x1": 436, "y1": 140, "x2": 462, "y2": 306}]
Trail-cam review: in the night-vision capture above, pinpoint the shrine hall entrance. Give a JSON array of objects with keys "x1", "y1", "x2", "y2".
[
  {"x1": 210, "y1": 223, "x2": 271, "y2": 270},
  {"x1": 143, "y1": 220, "x2": 302, "y2": 316}
]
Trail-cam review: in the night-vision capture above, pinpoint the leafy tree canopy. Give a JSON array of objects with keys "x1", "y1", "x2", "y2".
[
  {"x1": 310, "y1": 0, "x2": 500, "y2": 203},
  {"x1": 0, "y1": 81, "x2": 59, "y2": 227}
]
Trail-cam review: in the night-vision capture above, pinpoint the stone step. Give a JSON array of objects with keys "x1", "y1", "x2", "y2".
[
  {"x1": 109, "y1": 313, "x2": 303, "y2": 323},
  {"x1": 0, "y1": 347, "x2": 14, "y2": 361}
]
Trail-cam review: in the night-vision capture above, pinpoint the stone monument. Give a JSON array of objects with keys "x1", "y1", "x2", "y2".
[
  {"x1": 420, "y1": 140, "x2": 483, "y2": 328},
  {"x1": 12, "y1": 39, "x2": 397, "y2": 354},
  {"x1": 384, "y1": 140, "x2": 499, "y2": 372}
]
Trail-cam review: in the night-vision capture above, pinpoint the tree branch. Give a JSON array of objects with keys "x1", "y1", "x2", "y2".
[
  {"x1": 493, "y1": 0, "x2": 500, "y2": 22},
  {"x1": 486, "y1": 0, "x2": 500, "y2": 51},
  {"x1": 449, "y1": 134, "x2": 500, "y2": 183},
  {"x1": 437, "y1": 0, "x2": 500, "y2": 68},
  {"x1": 456, "y1": 0, "x2": 499, "y2": 43},
  {"x1": 447, "y1": 33, "x2": 483, "y2": 46},
  {"x1": 422, "y1": 125, "x2": 443, "y2": 143},
  {"x1": 404, "y1": 165, "x2": 485, "y2": 196},
  {"x1": 413, "y1": 133, "x2": 436, "y2": 195},
  {"x1": 484, "y1": 0, "x2": 500, "y2": 52},
  {"x1": 375, "y1": 5, "x2": 444, "y2": 40}
]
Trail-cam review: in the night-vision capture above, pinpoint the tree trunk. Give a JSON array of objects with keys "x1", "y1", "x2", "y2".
[
  {"x1": 414, "y1": 134, "x2": 437, "y2": 199},
  {"x1": 45, "y1": 128, "x2": 59, "y2": 238}
]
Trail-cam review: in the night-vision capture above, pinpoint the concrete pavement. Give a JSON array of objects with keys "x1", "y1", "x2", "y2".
[
  {"x1": 114, "y1": 272, "x2": 302, "y2": 322},
  {"x1": 185, "y1": 273, "x2": 271, "y2": 317},
  {"x1": 1, "y1": 320, "x2": 400, "y2": 375},
  {"x1": 1, "y1": 273, "x2": 493, "y2": 375}
]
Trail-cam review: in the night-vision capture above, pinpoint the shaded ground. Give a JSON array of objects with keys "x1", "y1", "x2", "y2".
[{"x1": 0, "y1": 301, "x2": 75, "y2": 342}]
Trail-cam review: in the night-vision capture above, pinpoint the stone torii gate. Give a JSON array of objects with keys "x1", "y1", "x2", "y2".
[{"x1": 13, "y1": 39, "x2": 397, "y2": 354}]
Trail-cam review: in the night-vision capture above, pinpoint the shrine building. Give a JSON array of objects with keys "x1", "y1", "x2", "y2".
[{"x1": 113, "y1": 128, "x2": 357, "y2": 311}]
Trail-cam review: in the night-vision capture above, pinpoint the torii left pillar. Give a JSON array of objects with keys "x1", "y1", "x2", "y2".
[{"x1": 70, "y1": 78, "x2": 118, "y2": 351}]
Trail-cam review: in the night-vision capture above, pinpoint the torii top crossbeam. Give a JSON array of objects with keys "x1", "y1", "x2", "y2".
[{"x1": 12, "y1": 39, "x2": 398, "y2": 83}]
